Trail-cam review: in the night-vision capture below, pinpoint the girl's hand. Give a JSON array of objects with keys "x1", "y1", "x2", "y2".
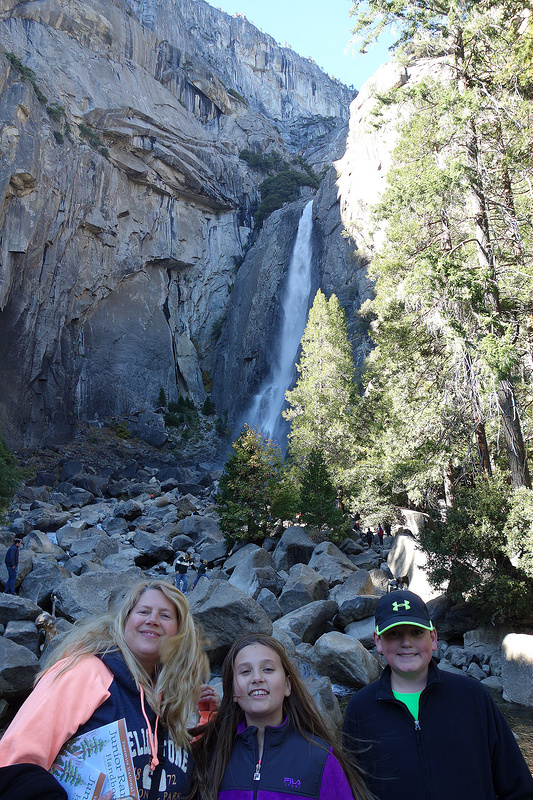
[
  {"x1": 198, "y1": 683, "x2": 220, "y2": 723},
  {"x1": 97, "y1": 793, "x2": 114, "y2": 800}
]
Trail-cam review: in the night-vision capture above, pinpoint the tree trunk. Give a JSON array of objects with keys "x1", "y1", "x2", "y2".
[{"x1": 496, "y1": 379, "x2": 532, "y2": 488}]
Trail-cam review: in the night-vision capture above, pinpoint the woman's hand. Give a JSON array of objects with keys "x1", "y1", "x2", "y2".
[{"x1": 97, "y1": 792, "x2": 114, "y2": 800}]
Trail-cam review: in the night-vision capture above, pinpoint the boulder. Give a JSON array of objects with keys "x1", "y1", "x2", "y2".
[
  {"x1": 336, "y1": 595, "x2": 380, "y2": 628},
  {"x1": 55, "y1": 521, "x2": 89, "y2": 550},
  {"x1": 229, "y1": 549, "x2": 283, "y2": 599},
  {"x1": 348, "y1": 550, "x2": 382, "y2": 570},
  {"x1": 19, "y1": 560, "x2": 72, "y2": 606},
  {"x1": 338, "y1": 538, "x2": 365, "y2": 556},
  {"x1": 170, "y1": 534, "x2": 195, "y2": 552},
  {"x1": 70, "y1": 532, "x2": 120, "y2": 562},
  {"x1": 387, "y1": 533, "x2": 438, "y2": 601},
  {"x1": 0, "y1": 637, "x2": 39, "y2": 697},
  {"x1": 102, "y1": 550, "x2": 142, "y2": 572},
  {"x1": 273, "y1": 600, "x2": 338, "y2": 645},
  {"x1": 368, "y1": 567, "x2": 391, "y2": 595},
  {"x1": 113, "y1": 499, "x2": 144, "y2": 521},
  {"x1": 466, "y1": 661, "x2": 487, "y2": 681},
  {"x1": 426, "y1": 596, "x2": 479, "y2": 639},
  {"x1": 199, "y1": 541, "x2": 228, "y2": 563},
  {"x1": 278, "y1": 564, "x2": 329, "y2": 616},
  {"x1": 188, "y1": 580, "x2": 272, "y2": 663},
  {"x1": 303, "y1": 674, "x2": 343, "y2": 733},
  {"x1": 308, "y1": 541, "x2": 356, "y2": 587},
  {"x1": 501, "y1": 633, "x2": 533, "y2": 707},
  {"x1": 4, "y1": 620, "x2": 40, "y2": 656},
  {"x1": 256, "y1": 588, "x2": 282, "y2": 621},
  {"x1": 345, "y1": 616, "x2": 376, "y2": 648},
  {"x1": 0, "y1": 595, "x2": 42, "y2": 626},
  {"x1": 437, "y1": 659, "x2": 464, "y2": 676},
  {"x1": 132, "y1": 531, "x2": 175, "y2": 565},
  {"x1": 224, "y1": 543, "x2": 261, "y2": 573},
  {"x1": 329, "y1": 569, "x2": 374, "y2": 605},
  {"x1": 24, "y1": 509, "x2": 71, "y2": 533},
  {"x1": 311, "y1": 631, "x2": 381, "y2": 687},
  {"x1": 20, "y1": 530, "x2": 65, "y2": 558},
  {"x1": 54, "y1": 568, "x2": 144, "y2": 621},
  {"x1": 272, "y1": 527, "x2": 316, "y2": 572},
  {"x1": 175, "y1": 515, "x2": 224, "y2": 544}
]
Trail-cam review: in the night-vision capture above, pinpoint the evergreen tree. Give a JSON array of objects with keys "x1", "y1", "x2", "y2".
[
  {"x1": 346, "y1": 0, "x2": 532, "y2": 616},
  {"x1": 349, "y1": 0, "x2": 531, "y2": 497},
  {"x1": 420, "y1": 474, "x2": 532, "y2": 621},
  {"x1": 299, "y1": 449, "x2": 344, "y2": 532},
  {"x1": 284, "y1": 290, "x2": 356, "y2": 488},
  {"x1": 216, "y1": 426, "x2": 295, "y2": 544}
]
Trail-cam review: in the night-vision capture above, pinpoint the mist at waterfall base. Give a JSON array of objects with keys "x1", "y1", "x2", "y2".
[{"x1": 239, "y1": 200, "x2": 314, "y2": 454}]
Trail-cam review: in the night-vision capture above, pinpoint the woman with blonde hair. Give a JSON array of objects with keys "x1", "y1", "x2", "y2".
[
  {"x1": 0, "y1": 579, "x2": 214, "y2": 800},
  {"x1": 191, "y1": 633, "x2": 374, "y2": 800}
]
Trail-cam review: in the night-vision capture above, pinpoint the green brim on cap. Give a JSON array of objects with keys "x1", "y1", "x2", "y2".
[{"x1": 375, "y1": 620, "x2": 434, "y2": 635}]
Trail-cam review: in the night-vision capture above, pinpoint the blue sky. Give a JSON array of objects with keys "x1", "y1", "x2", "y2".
[{"x1": 206, "y1": 0, "x2": 395, "y2": 89}]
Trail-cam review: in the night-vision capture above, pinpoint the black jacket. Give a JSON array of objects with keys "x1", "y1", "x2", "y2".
[
  {"x1": 342, "y1": 660, "x2": 532, "y2": 800},
  {"x1": 4, "y1": 545, "x2": 19, "y2": 569}
]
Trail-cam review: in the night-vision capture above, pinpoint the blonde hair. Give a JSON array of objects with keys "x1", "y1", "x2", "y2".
[{"x1": 41, "y1": 579, "x2": 209, "y2": 749}]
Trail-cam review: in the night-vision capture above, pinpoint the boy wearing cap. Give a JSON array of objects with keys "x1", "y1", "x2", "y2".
[{"x1": 343, "y1": 590, "x2": 532, "y2": 800}]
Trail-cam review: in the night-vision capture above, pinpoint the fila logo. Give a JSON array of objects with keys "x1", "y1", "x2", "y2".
[{"x1": 392, "y1": 600, "x2": 411, "y2": 612}]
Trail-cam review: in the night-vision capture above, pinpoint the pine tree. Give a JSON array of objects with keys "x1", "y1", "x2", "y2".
[
  {"x1": 216, "y1": 425, "x2": 296, "y2": 544},
  {"x1": 284, "y1": 290, "x2": 356, "y2": 488},
  {"x1": 299, "y1": 449, "x2": 344, "y2": 531},
  {"x1": 349, "y1": 0, "x2": 531, "y2": 493}
]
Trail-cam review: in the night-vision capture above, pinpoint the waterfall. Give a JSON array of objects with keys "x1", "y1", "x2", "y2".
[{"x1": 245, "y1": 200, "x2": 314, "y2": 450}]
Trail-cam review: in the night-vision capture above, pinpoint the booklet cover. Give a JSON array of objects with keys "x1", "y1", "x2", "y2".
[{"x1": 50, "y1": 718, "x2": 139, "y2": 800}]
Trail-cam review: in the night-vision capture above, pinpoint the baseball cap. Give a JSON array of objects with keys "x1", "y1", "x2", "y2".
[{"x1": 375, "y1": 590, "x2": 433, "y2": 635}]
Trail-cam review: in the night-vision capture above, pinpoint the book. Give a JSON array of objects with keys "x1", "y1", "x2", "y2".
[{"x1": 50, "y1": 718, "x2": 139, "y2": 800}]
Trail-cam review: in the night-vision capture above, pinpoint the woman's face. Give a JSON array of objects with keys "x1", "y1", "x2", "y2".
[
  {"x1": 124, "y1": 589, "x2": 179, "y2": 674},
  {"x1": 232, "y1": 643, "x2": 291, "y2": 730}
]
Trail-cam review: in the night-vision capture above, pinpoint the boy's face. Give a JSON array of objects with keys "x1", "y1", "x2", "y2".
[{"x1": 373, "y1": 624, "x2": 437, "y2": 683}]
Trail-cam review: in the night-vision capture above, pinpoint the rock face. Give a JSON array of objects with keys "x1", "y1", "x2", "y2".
[
  {"x1": 0, "y1": 0, "x2": 453, "y2": 450},
  {"x1": 0, "y1": 0, "x2": 352, "y2": 448}
]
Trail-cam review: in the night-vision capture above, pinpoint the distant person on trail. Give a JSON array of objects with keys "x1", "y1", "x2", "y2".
[
  {"x1": 174, "y1": 552, "x2": 192, "y2": 593},
  {"x1": 342, "y1": 590, "x2": 533, "y2": 800},
  {"x1": 190, "y1": 632, "x2": 374, "y2": 800},
  {"x1": 191, "y1": 559, "x2": 208, "y2": 590},
  {"x1": 377, "y1": 524, "x2": 384, "y2": 545},
  {"x1": 3, "y1": 538, "x2": 21, "y2": 595},
  {"x1": 365, "y1": 529, "x2": 373, "y2": 548},
  {"x1": 0, "y1": 579, "x2": 219, "y2": 800}
]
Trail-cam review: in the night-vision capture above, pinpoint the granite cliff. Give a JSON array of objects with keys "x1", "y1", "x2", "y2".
[{"x1": 0, "y1": 0, "x2": 434, "y2": 450}]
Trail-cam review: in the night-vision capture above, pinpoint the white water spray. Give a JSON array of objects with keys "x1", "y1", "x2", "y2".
[{"x1": 245, "y1": 200, "x2": 314, "y2": 448}]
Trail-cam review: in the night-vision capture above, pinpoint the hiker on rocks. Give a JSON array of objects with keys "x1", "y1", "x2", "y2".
[
  {"x1": 3, "y1": 538, "x2": 21, "y2": 595},
  {"x1": 377, "y1": 523, "x2": 384, "y2": 546},
  {"x1": 0, "y1": 579, "x2": 219, "y2": 800},
  {"x1": 174, "y1": 551, "x2": 192, "y2": 593},
  {"x1": 191, "y1": 632, "x2": 373, "y2": 800},
  {"x1": 342, "y1": 590, "x2": 533, "y2": 800},
  {"x1": 365, "y1": 529, "x2": 373, "y2": 548},
  {"x1": 191, "y1": 559, "x2": 208, "y2": 590}
]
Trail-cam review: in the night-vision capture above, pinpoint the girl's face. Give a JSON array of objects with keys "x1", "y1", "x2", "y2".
[
  {"x1": 232, "y1": 643, "x2": 291, "y2": 729},
  {"x1": 124, "y1": 589, "x2": 179, "y2": 675}
]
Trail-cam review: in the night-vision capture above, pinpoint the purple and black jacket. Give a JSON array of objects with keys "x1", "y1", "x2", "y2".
[{"x1": 219, "y1": 719, "x2": 357, "y2": 800}]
